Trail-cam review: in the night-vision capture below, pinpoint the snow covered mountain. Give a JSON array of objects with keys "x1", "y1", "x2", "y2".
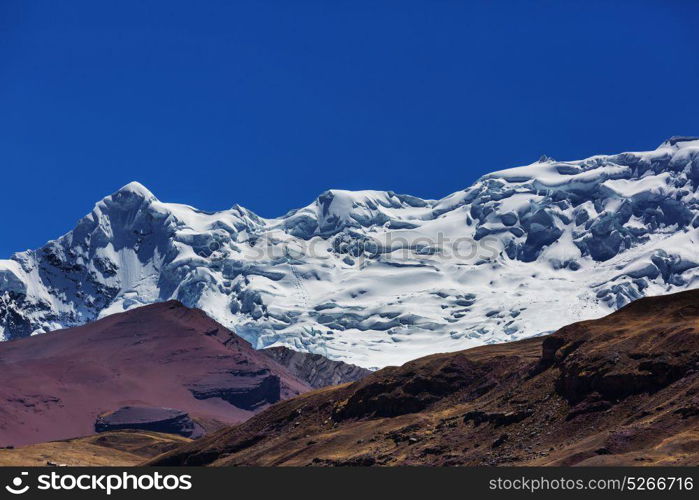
[{"x1": 2, "y1": 137, "x2": 699, "y2": 368}]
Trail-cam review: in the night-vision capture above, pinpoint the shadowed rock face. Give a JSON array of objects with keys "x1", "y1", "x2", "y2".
[
  {"x1": 150, "y1": 289, "x2": 699, "y2": 467},
  {"x1": 262, "y1": 346, "x2": 372, "y2": 389},
  {"x1": 0, "y1": 301, "x2": 311, "y2": 447},
  {"x1": 188, "y1": 371, "x2": 281, "y2": 411},
  {"x1": 95, "y1": 407, "x2": 204, "y2": 439}
]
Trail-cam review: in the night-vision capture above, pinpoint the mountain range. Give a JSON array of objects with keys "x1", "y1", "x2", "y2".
[{"x1": 2, "y1": 137, "x2": 699, "y2": 368}]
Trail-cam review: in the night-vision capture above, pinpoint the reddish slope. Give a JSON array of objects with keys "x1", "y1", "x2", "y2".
[
  {"x1": 150, "y1": 290, "x2": 699, "y2": 466},
  {"x1": 0, "y1": 301, "x2": 310, "y2": 447}
]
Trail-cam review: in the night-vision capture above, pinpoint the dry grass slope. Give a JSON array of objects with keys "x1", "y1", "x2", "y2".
[
  {"x1": 0, "y1": 430, "x2": 191, "y2": 466},
  {"x1": 149, "y1": 289, "x2": 699, "y2": 466}
]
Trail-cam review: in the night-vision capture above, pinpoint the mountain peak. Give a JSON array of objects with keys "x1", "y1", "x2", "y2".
[
  {"x1": 112, "y1": 181, "x2": 157, "y2": 201},
  {"x1": 658, "y1": 136, "x2": 699, "y2": 149}
]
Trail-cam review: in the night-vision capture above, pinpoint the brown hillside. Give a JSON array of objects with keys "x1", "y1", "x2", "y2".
[
  {"x1": 150, "y1": 290, "x2": 699, "y2": 466},
  {"x1": 0, "y1": 301, "x2": 310, "y2": 447}
]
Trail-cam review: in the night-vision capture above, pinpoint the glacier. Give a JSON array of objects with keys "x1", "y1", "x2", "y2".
[{"x1": 2, "y1": 137, "x2": 699, "y2": 368}]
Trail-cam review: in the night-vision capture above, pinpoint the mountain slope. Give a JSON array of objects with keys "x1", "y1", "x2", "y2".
[
  {"x1": 2, "y1": 137, "x2": 699, "y2": 367},
  {"x1": 0, "y1": 301, "x2": 310, "y2": 447},
  {"x1": 0, "y1": 430, "x2": 192, "y2": 467},
  {"x1": 148, "y1": 289, "x2": 699, "y2": 466},
  {"x1": 262, "y1": 346, "x2": 372, "y2": 388}
]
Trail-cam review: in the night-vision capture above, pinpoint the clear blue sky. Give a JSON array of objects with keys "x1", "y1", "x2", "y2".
[{"x1": 1, "y1": 1, "x2": 698, "y2": 257}]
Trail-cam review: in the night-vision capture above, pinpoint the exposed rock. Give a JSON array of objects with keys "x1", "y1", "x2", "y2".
[
  {"x1": 262, "y1": 346, "x2": 371, "y2": 388},
  {"x1": 463, "y1": 409, "x2": 533, "y2": 427},
  {"x1": 332, "y1": 355, "x2": 499, "y2": 421},
  {"x1": 95, "y1": 406, "x2": 204, "y2": 439},
  {"x1": 188, "y1": 371, "x2": 281, "y2": 411}
]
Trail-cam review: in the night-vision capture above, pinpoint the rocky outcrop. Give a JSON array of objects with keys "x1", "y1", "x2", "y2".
[
  {"x1": 95, "y1": 407, "x2": 204, "y2": 439},
  {"x1": 332, "y1": 354, "x2": 499, "y2": 421},
  {"x1": 188, "y1": 370, "x2": 281, "y2": 411},
  {"x1": 262, "y1": 346, "x2": 371, "y2": 388},
  {"x1": 462, "y1": 409, "x2": 533, "y2": 427}
]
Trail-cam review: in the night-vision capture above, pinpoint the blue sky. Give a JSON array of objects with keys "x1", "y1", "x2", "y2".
[{"x1": 1, "y1": 0, "x2": 698, "y2": 257}]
